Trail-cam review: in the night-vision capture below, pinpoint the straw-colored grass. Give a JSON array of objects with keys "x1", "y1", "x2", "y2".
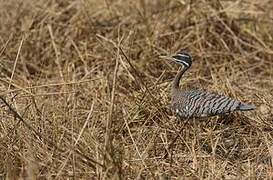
[{"x1": 0, "y1": 0, "x2": 273, "y2": 179}]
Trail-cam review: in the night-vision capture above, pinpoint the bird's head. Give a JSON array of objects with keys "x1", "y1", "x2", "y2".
[{"x1": 172, "y1": 51, "x2": 192, "y2": 69}]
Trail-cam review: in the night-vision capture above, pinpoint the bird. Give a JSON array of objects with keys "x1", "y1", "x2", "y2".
[{"x1": 170, "y1": 50, "x2": 255, "y2": 119}]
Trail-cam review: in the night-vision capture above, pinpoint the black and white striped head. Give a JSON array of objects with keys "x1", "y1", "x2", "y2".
[{"x1": 172, "y1": 51, "x2": 192, "y2": 69}]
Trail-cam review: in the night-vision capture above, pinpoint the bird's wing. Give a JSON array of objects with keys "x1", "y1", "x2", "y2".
[{"x1": 186, "y1": 90, "x2": 241, "y2": 117}]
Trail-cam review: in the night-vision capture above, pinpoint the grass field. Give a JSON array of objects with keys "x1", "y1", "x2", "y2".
[{"x1": 0, "y1": 0, "x2": 273, "y2": 179}]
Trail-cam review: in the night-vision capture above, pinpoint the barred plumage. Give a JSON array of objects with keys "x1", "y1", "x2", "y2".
[{"x1": 171, "y1": 50, "x2": 255, "y2": 119}]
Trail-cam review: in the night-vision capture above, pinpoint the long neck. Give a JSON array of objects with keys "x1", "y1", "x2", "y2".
[{"x1": 172, "y1": 67, "x2": 188, "y2": 90}]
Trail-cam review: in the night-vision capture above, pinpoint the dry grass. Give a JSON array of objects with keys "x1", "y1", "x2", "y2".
[{"x1": 0, "y1": 0, "x2": 273, "y2": 179}]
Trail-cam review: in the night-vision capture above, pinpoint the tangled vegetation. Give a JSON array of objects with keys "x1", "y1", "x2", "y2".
[{"x1": 0, "y1": 0, "x2": 272, "y2": 179}]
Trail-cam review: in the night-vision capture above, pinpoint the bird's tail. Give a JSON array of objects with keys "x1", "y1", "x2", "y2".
[{"x1": 238, "y1": 103, "x2": 256, "y2": 111}]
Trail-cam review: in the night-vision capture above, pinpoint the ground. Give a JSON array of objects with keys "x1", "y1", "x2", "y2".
[{"x1": 0, "y1": 0, "x2": 273, "y2": 179}]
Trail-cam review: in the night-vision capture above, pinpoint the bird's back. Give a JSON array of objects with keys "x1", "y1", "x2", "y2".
[{"x1": 171, "y1": 89, "x2": 255, "y2": 119}]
